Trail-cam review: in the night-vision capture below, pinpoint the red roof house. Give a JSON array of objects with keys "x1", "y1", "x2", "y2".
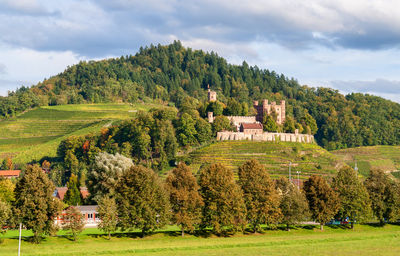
[
  {"x1": 240, "y1": 123, "x2": 263, "y2": 134},
  {"x1": 0, "y1": 170, "x2": 21, "y2": 179}
]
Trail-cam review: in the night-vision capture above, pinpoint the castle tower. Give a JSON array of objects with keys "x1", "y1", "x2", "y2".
[
  {"x1": 207, "y1": 112, "x2": 214, "y2": 123},
  {"x1": 207, "y1": 85, "x2": 217, "y2": 102},
  {"x1": 280, "y1": 100, "x2": 286, "y2": 124}
]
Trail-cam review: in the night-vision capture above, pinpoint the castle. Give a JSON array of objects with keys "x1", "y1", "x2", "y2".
[{"x1": 206, "y1": 88, "x2": 314, "y2": 143}]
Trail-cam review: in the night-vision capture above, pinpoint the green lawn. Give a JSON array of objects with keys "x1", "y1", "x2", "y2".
[
  {"x1": 1, "y1": 224, "x2": 400, "y2": 255},
  {"x1": 0, "y1": 103, "x2": 170, "y2": 164}
]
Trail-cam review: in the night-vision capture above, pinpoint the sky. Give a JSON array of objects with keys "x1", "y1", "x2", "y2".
[{"x1": 1, "y1": 0, "x2": 400, "y2": 103}]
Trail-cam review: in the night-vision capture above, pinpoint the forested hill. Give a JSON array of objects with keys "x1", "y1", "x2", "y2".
[{"x1": 1, "y1": 41, "x2": 399, "y2": 150}]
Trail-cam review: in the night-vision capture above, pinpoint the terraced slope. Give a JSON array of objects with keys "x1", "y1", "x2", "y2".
[
  {"x1": 0, "y1": 103, "x2": 166, "y2": 165},
  {"x1": 332, "y1": 146, "x2": 400, "y2": 178},
  {"x1": 188, "y1": 141, "x2": 342, "y2": 180}
]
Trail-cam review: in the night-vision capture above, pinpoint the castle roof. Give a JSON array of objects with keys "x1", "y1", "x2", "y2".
[{"x1": 240, "y1": 123, "x2": 263, "y2": 130}]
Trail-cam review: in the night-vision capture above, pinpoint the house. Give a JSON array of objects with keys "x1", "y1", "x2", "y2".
[
  {"x1": 54, "y1": 187, "x2": 90, "y2": 201},
  {"x1": 240, "y1": 123, "x2": 263, "y2": 135},
  {"x1": 55, "y1": 205, "x2": 100, "y2": 227},
  {"x1": 0, "y1": 170, "x2": 21, "y2": 179}
]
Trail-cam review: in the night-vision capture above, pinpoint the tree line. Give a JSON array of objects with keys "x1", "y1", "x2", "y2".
[
  {"x1": 1, "y1": 41, "x2": 399, "y2": 150},
  {"x1": 1, "y1": 156, "x2": 400, "y2": 243}
]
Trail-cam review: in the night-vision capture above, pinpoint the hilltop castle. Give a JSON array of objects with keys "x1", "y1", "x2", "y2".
[{"x1": 206, "y1": 88, "x2": 314, "y2": 143}]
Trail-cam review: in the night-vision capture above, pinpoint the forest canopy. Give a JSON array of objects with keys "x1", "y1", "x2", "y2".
[{"x1": 1, "y1": 41, "x2": 399, "y2": 150}]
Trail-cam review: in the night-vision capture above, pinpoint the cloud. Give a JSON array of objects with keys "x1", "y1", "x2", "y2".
[
  {"x1": 330, "y1": 79, "x2": 400, "y2": 103},
  {"x1": 0, "y1": 63, "x2": 6, "y2": 74}
]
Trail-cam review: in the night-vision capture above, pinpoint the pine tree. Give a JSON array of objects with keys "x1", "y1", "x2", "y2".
[
  {"x1": 276, "y1": 177, "x2": 310, "y2": 231},
  {"x1": 238, "y1": 160, "x2": 281, "y2": 232},
  {"x1": 64, "y1": 174, "x2": 82, "y2": 206},
  {"x1": 165, "y1": 163, "x2": 203, "y2": 237},
  {"x1": 364, "y1": 169, "x2": 398, "y2": 224},
  {"x1": 97, "y1": 196, "x2": 118, "y2": 239},
  {"x1": 62, "y1": 206, "x2": 85, "y2": 241},
  {"x1": 303, "y1": 175, "x2": 340, "y2": 231},
  {"x1": 333, "y1": 167, "x2": 371, "y2": 229},
  {"x1": 199, "y1": 163, "x2": 246, "y2": 234},
  {"x1": 14, "y1": 164, "x2": 62, "y2": 243},
  {"x1": 115, "y1": 165, "x2": 170, "y2": 236}
]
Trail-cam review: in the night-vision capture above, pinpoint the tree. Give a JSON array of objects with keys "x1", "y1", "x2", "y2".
[
  {"x1": 177, "y1": 113, "x2": 198, "y2": 146},
  {"x1": 97, "y1": 196, "x2": 118, "y2": 239},
  {"x1": 212, "y1": 116, "x2": 232, "y2": 135},
  {"x1": 165, "y1": 163, "x2": 203, "y2": 237},
  {"x1": 263, "y1": 115, "x2": 279, "y2": 132},
  {"x1": 0, "y1": 178, "x2": 15, "y2": 203},
  {"x1": 364, "y1": 169, "x2": 398, "y2": 224},
  {"x1": 283, "y1": 116, "x2": 296, "y2": 133},
  {"x1": 115, "y1": 165, "x2": 170, "y2": 236},
  {"x1": 87, "y1": 152, "x2": 133, "y2": 202},
  {"x1": 238, "y1": 160, "x2": 281, "y2": 232},
  {"x1": 195, "y1": 118, "x2": 212, "y2": 144},
  {"x1": 199, "y1": 163, "x2": 246, "y2": 234},
  {"x1": 303, "y1": 175, "x2": 340, "y2": 231},
  {"x1": 64, "y1": 174, "x2": 82, "y2": 206},
  {"x1": 14, "y1": 165, "x2": 62, "y2": 243},
  {"x1": 0, "y1": 199, "x2": 11, "y2": 242},
  {"x1": 276, "y1": 177, "x2": 309, "y2": 231},
  {"x1": 62, "y1": 206, "x2": 85, "y2": 241},
  {"x1": 333, "y1": 167, "x2": 371, "y2": 229}
]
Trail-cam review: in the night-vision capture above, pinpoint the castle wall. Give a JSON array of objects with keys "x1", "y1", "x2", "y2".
[
  {"x1": 216, "y1": 131, "x2": 315, "y2": 143},
  {"x1": 227, "y1": 116, "x2": 256, "y2": 125}
]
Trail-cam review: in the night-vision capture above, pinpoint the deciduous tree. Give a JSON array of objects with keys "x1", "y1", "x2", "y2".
[
  {"x1": 276, "y1": 177, "x2": 309, "y2": 231},
  {"x1": 333, "y1": 167, "x2": 371, "y2": 229},
  {"x1": 303, "y1": 175, "x2": 339, "y2": 231},
  {"x1": 0, "y1": 199, "x2": 11, "y2": 242},
  {"x1": 14, "y1": 165, "x2": 62, "y2": 243},
  {"x1": 97, "y1": 196, "x2": 118, "y2": 239},
  {"x1": 199, "y1": 163, "x2": 246, "y2": 234},
  {"x1": 238, "y1": 160, "x2": 281, "y2": 232},
  {"x1": 62, "y1": 206, "x2": 85, "y2": 241},
  {"x1": 115, "y1": 165, "x2": 170, "y2": 236},
  {"x1": 165, "y1": 163, "x2": 203, "y2": 237}
]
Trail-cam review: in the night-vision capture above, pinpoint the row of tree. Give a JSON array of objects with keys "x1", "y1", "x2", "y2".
[{"x1": 1, "y1": 156, "x2": 400, "y2": 243}]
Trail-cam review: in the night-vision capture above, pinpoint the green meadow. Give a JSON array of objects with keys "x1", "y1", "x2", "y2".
[
  {"x1": 0, "y1": 103, "x2": 168, "y2": 164},
  {"x1": 1, "y1": 224, "x2": 400, "y2": 255}
]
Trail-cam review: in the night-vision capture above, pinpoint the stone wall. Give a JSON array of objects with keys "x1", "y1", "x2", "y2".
[
  {"x1": 216, "y1": 131, "x2": 315, "y2": 143},
  {"x1": 227, "y1": 116, "x2": 257, "y2": 125}
]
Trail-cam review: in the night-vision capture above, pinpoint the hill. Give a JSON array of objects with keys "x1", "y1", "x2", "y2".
[
  {"x1": 1, "y1": 41, "x2": 399, "y2": 151},
  {"x1": 0, "y1": 103, "x2": 167, "y2": 165},
  {"x1": 332, "y1": 145, "x2": 400, "y2": 178},
  {"x1": 186, "y1": 141, "x2": 342, "y2": 180}
]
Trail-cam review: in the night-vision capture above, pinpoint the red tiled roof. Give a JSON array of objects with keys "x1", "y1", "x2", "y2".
[
  {"x1": 55, "y1": 186, "x2": 90, "y2": 200},
  {"x1": 0, "y1": 170, "x2": 21, "y2": 177},
  {"x1": 241, "y1": 123, "x2": 263, "y2": 130}
]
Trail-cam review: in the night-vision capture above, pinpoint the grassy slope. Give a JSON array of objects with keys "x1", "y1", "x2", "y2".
[
  {"x1": 188, "y1": 141, "x2": 341, "y2": 179},
  {"x1": 332, "y1": 146, "x2": 400, "y2": 178},
  {"x1": 0, "y1": 103, "x2": 167, "y2": 164},
  {"x1": 1, "y1": 225, "x2": 400, "y2": 255}
]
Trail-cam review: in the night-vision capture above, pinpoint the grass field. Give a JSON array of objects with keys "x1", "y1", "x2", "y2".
[
  {"x1": 188, "y1": 141, "x2": 341, "y2": 179},
  {"x1": 1, "y1": 224, "x2": 400, "y2": 255},
  {"x1": 332, "y1": 146, "x2": 400, "y2": 177},
  {"x1": 0, "y1": 103, "x2": 168, "y2": 164}
]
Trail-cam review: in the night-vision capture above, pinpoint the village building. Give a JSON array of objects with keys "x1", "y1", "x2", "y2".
[
  {"x1": 54, "y1": 186, "x2": 90, "y2": 201},
  {"x1": 0, "y1": 170, "x2": 21, "y2": 179},
  {"x1": 55, "y1": 205, "x2": 100, "y2": 227},
  {"x1": 240, "y1": 123, "x2": 263, "y2": 135}
]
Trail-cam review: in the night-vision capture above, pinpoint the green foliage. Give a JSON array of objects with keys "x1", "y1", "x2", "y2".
[
  {"x1": 115, "y1": 165, "x2": 170, "y2": 235},
  {"x1": 14, "y1": 164, "x2": 62, "y2": 243},
  {"x1": 332, "y1": 167, "x2": 371, "y2": 228},
  {"x1": 165, "y1": 163, "x2": 203, "y2": 236},
  {"x1": 0, "y1": 199, "x2": 11, "y2": 238},
  {"x1": 303, "y1": 175, "x2": 340, "y2": 230},
  {"x1": 177, "y1": 113, "x2": 198, "y2": 147},
  {"x1": 87, "y1": 152, "x2": 133, "y2": 202},
  {"x1": 212, "y1": 116, "x2": 232, "y2": 135},
  {"x1": 0, "y1": 178, "x2": 15, "y2": 203},
  {"x1": 364, "y1": 169, "x2": 399, "y2": 224},
  {"x1": 263, "y1": 115, "x2": 279, "y2": 132},
  {"x1": 63, "y1": 174, "x2": 82, "y2": 206},
  {"x1": 276, "y1": 177, "x2": 310, "y2": 230},
  {"x1": 195, "y1": 118, "x2": 212, "y2": 144},
  {"x1": 199, "y1": 163, "x2": 246, "y2": 234},
  {"x1": 206, "y1": 101, "x2": 224, "y2": 116},
  {"x1": 97, "y1": 196, "x2": 118, "y2": 239},
  {"x1": 62, "y1": 206, "x2": 85, "y2": 241},
  {"x1": 238, "y1": 160, "x2": 281, "y2": 232}
]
